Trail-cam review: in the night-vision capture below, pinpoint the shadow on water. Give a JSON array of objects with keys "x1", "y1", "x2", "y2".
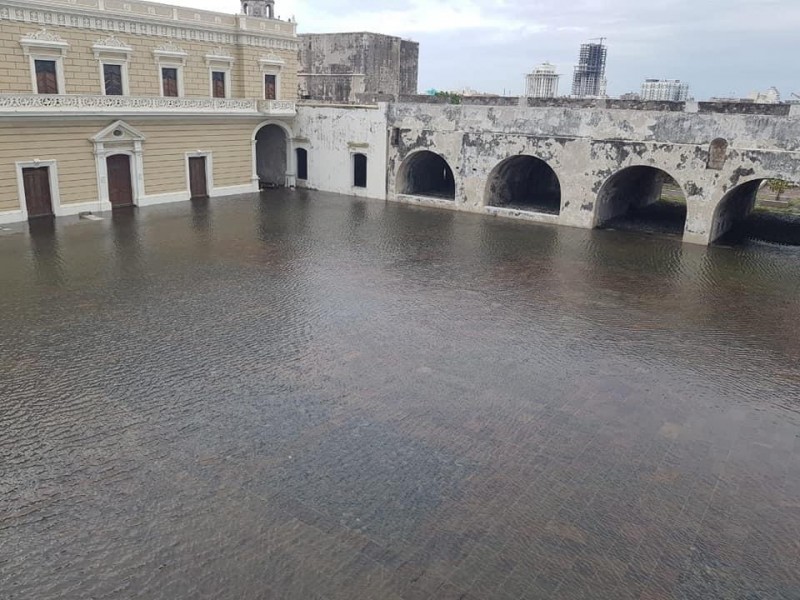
[
  {"x1": 27, "y1": 217, "x2": 64, "y2": 288},
  {"x1": 602, "y1": 200, "x2": 687, "y2": 238},
  {"x1": 110, "y1": 208, "x2": 144, "y2": 279}
]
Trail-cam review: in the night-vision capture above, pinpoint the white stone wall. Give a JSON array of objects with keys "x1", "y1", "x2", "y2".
[{"x1": 294, "y1": 103, "x2": 388, "y2": 200}]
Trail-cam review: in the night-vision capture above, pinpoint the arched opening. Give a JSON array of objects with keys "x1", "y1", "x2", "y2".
[
  {"x1": 255, "y1": 124, "x2": 287, "y2": 189},
  {"x1": 596, "y1": 166, "x2": 687, "y2": 236},
  {"x1": 353, "y1": 153, "x2": 367, "y2": 188},
  {"x1": 296, "y1": 148, "x2": 308, "y2": 181},
  {"x1": 712, "y1": 178, "x2": 800, "y2": 245},
  {"x1": 485, "y1": 155, "x2": 561, "y2": 214},
  {"x1": 397, "y1": 151, "x2": 455, "y2": 200}
]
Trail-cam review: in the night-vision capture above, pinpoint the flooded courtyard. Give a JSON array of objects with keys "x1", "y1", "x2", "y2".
[{"x1": 2, "y1": 190, "x2": 800, "y2": 600}]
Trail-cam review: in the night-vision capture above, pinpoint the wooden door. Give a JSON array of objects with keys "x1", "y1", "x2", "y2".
[
  {"x1": 22, "y1": 167, "x2": 54, "y2": 218},
  {"x1": 107, "y1": 154, "x2": 134, "y2": 207},
  {"x1": 189, "y1": 157, "x2": 208, "y2": 199}
]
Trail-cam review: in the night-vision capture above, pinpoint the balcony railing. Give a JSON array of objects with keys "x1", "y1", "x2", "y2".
[{"x1": 0, "y1": 94, "x2": 296, "y2": 117}]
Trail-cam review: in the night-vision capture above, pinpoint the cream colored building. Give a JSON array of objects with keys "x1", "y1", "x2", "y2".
[{"x1": 0, "y1": 0, "x2": 300, "y2": 224}]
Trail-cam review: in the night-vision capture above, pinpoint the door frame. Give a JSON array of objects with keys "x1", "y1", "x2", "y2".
[
  {"x1": 185, "y1": 151, "x2": 213, "y2": 198},
  {"x1": 91, "y1": 121, "x2": 146, "y2": 210},
  {"x1": 15, "y1": 159, "x2": 61, "y2": 219},
  {"x1": 106, "y1": 153, "x2": 136, "y2": 208}
]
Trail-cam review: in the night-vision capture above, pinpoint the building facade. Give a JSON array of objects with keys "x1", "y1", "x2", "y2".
[
  {"x1": 0, "y1": 0, "x2": 299, "y2": 224},
  {"x1": 571, "y1": 41, "x2": 607, "y2": 98},
  {"x1": 640, "y1": 79, "x2": 690, "y2": 102},
  {"x1": 525, "y1": 63, "x2": 559, "y2": 98},
  {"x1": 299, "y1": 33, "x2": 418, "y2": 103}
]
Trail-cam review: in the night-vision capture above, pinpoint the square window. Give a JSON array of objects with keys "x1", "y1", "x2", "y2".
[
  {"x1": 103, "y1": 64, "x2": 123, "y2": 96},
  {"x1": 35, "y1": 60, "x2": 58, "y2": 94}
]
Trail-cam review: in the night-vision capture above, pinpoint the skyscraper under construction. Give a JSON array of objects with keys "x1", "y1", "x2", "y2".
[{"x1": 571, "y1": 40, "x2": 607, "y2": 98}]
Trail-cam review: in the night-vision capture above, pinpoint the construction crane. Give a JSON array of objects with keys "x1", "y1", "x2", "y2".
[{"x1": 792, "y1": 92, "x2": 800, "y2": 100}]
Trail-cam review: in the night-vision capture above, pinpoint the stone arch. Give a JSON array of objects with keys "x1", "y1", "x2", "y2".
[
  {"x1": 595, "y1": 166, "x2": 688, "y2": 235},
  {"x1": 707, "y1": 138, "x2": 729, "y2": 170},
  {"x1": 397, "y1": 150, "x2": 456, "y2": 200},
  {"x1": 710, "y1": 176, "x2": 800, "y2": 245},
  {"x1": 485, "y1": 155, "x2": 561, "y2": 214},
  {"x1": 252, "y1": 120, "x2": 293, "y2": 188}
]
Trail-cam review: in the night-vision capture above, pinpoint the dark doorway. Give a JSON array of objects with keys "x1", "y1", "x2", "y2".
[
  {"x1": 485, "y1": 155, "x2": 561, "y2": 214},
  {"x1": 189, "y1": 157, "x2": 209, "y2": 199},
  {"x1": 397, "y1": 151, "x2": 455, "y2": 199},
  {"x1": 596, "y1": 166, "x2": 687, "y2": 237},
  {"x1": 22, "y1": 167, "x2": 54, "y2": 219},
  {"x1": 255, "y1": 124, "x2": 287, "y2": 188},
  {"x1": 296, "y1": 148, "x2": 308, "y2": 181},
  {"x1": 107, "y1": 154, "x2": 134, "y2": 208},
  {"x1": 353, "y1": 153, "x2": 367, "y2": 188}
]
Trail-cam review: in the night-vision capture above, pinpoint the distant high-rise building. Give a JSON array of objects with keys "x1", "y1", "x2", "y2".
[
  {"x1": 571, "y1": 41, "x2": 607, "y2": 98},
  {"x1": 526, "y1": 62, "x2": 560, "y2": 98},
  {"x1": 640, "y1": 79, "x2": 690, "y2": 102}
]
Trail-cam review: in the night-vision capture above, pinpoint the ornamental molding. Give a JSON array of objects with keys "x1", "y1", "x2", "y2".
[
  {"x1": 93, "y1": 35, "x2": 132, "y2": 50},
  {"x1": 19, "y1": 27, "x2": 69, "y2": 55},
  {"x1": 259, "y1": 53, "x2": 285, "y2": 68},
  {"x1": 0, "y1": 93, "x2": 296, "y2": 117},
  {"x1": 204, "y1": 46, "x2": 234, "y2": 66},
  {"x1": 153, "y1": 42, "x2": 187, "y2": 55},
  {"x1": 92, "y1": 35, "x2": 132, "y2": 58},
  {"x1": 90, "y1": 119, "x2": 146, "y2": 143},
  {"x1": 0, "y1": 2, "x2": 300, "y2": 52}
]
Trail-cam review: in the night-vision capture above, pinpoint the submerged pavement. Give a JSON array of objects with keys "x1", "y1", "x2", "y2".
[{"x1": 1, "y1": 190, "x2": 799, "y2": 599}]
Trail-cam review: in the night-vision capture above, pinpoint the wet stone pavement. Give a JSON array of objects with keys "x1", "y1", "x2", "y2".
[{"x1": 1, "y1": 190, "x2": 800, "y2": 600}]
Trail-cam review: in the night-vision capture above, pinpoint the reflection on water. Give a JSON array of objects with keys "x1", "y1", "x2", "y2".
[{"x1": 1, "y1": 190, "x2": 799, "y2": 600}]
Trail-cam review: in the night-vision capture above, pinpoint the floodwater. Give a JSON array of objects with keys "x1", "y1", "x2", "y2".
[{"x1": 2, "y1": 190, "x2": 800, "y2": 600}]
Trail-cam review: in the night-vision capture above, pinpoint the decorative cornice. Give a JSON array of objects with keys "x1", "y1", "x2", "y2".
[
  {"x1": 0, "y1": 1, "x2": 300, "y2": 51},
  {"x1": 92, "y1": 34, "x2": 132, "y2": 58},
  {"x1": 93, "y1": 35, "x2": 132, "y2": 50},
  {"x1": 205, "y1": 46, "x2": 234, "y2": 67},
  {"x1": 19, "y1": 27, "x2": 70, "y2": 55},
  {"x1": 0, "y1": 93, "x2": 296, "y2": 117},
  {"x1": 259, "y1": 53, "x2": 285, "y2": 68},
  {"x1": 21, "y1": 27, "x2": 66, "y2": 43},
  {"x1": 154, "y1": 42, "x2": 187, "y2": 55}
]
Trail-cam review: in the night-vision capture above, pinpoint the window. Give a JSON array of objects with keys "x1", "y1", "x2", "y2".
[
  {"x1": 103, "y1": 64, "x2": 123, "y2": 96},
  {"x1": 212, "y1": 71, "x2": 226, "y2": 99},
  {"x1": 162, "y1": 68, "x2": 179, "y2": 97},
  {"x1": 353, "y1": 154, "x2": 367, "y2": 188},
  {"x1": 265, "y1": 74, "x2": 277, "y2": 100},
  {"x1": 153, "y1": 44, "x2": 187, "y2": 98},
  {"x1": 35, "y1": 60, "x2": 58, "y2": 94},
  {"x1": 93, "y1": 36, "x2": 132, "y2": 97},
  {"x1": 20, "y1": 29, "x2": 69, "y2": 96},
  {"x1": 296, "y1": 148, "x2": 308, "y2": 181}
]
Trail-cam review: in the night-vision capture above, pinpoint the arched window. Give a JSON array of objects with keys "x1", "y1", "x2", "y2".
[
  {"x1": 353, "y1": 153, "x2": 367, "y2": 188},
  {"x1": 296, "y1": 148, "x2": 308, "y2": 181}
]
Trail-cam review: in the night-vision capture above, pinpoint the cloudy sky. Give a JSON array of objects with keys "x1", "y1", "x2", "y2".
[{"x1": 173, "y1": 0, "x2": 798, "y2": 100}]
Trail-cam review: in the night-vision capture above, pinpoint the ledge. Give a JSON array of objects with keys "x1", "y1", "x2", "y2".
[{"x1": 0, "y1": 94, "x2": 296, "y2": 117}]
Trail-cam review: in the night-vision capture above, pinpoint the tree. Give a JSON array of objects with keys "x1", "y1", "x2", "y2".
[
  {"x1": 766, "y1": 179, "x2": 790, "y2": 202},
  {"x1": 434, "y1": 91, "x2": 462, "y2": 105}
]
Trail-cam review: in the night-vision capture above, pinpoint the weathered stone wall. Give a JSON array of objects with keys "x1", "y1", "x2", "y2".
[
  {"x1": 294, "y1": 102, "x2": 388, "y2": 200},
  {"x1": 386, "y1": 102, "x2": 800, "y2": 244},
  {"x1": 298, "y1": 33, "x2": 419, "y2": 102}
]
